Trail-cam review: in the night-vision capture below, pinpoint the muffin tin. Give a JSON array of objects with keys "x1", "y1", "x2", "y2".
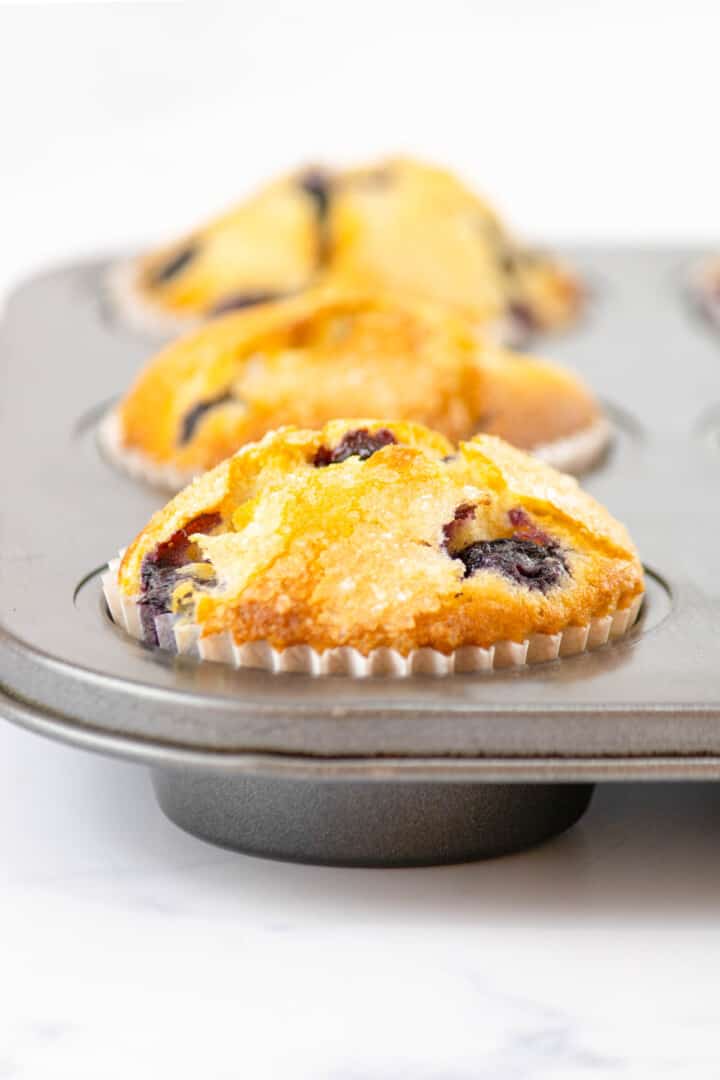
[{"x1": 1, "y1": 247, "x2": 718, "y2": 866}]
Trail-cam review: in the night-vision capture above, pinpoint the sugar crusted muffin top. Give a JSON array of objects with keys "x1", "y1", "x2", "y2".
[
  {"x1": 118, "y1": 420, "x2": 643, "y2": 656},
  {"x1": 109, "y1": 287, "x2": 602, "y2": 484},
  {"x1": 129, "y1": 157, "x2": 582, "y2": 339}
]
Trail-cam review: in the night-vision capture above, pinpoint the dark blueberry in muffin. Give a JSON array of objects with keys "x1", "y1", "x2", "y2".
[
  {"x1": 179, "y1": 391, "x2": 236, "y2": 445},
  {"x1": 139, "y1": 512, "x2": 220, "y2": 644},
  {"x1": 208, "y1": 290, "x2": 285, "y2": 316},
  {"x1": 442, "y1": 502, "x2": 476, "y2": 548},
  {"x1": 299, "y1": 168, "x2": 333, "y2": 265},
  {"x1": 313, "y1": 427, "x2": 397, "y2": 467},
  {"x1": 148, "y1": 242, "x2": 199, "y2": 287},
  {"x1": 299, "y1": 169, "x2": 332, "y2": 219},
  {"x1": 453, "y1": 537, "x2": 568, "y2": 592},
  {"x1": 507, "y1": 300, "x2": 540, "y2": 334}
]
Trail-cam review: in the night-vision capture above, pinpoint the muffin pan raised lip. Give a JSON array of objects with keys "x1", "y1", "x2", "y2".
[{"x1": 2, "y1": 247, "x2": 720, "y2": 864}]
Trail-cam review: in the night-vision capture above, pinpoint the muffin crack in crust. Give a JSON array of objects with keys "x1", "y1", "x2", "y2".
[{"x1": 112, "y1": 421, "x2": 644, "y2": 664}]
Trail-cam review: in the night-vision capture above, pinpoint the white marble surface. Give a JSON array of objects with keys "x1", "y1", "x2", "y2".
[{"x1": 4, "y1": 719, "x2": 720, "y2": 1078}]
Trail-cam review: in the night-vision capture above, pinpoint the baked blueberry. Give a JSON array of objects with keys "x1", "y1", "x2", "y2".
[
  {"x1": 148, "y1": 242, "x2": 199, "y2": 286},
  {"x1": 299, "y1": 168, "x2": 333, "y2": 265},
  {"x1": 208, "y1": 291, "x2": 285, "y2": 316},
  {"x1": 313, "y1": 427, "x2": 396, "y2": 466},
  {"x1": 453, "y1": 537, "x2": 568, "y2": 592},
  {"x1": 441, "y1": 501, "x2": 476, "y2": 548},
  {"x1": 139, "y1": 512, "x2": 221, "y2": 644},
  {"x1": 507, "y1": 301, "x2": 539, "y2": 334},
  {"x1": 178, "y1": 391, "x2": 236, "y2": 445},
  {"x1": 299, "y1": 169, "x2": 332, "y2": 220}
]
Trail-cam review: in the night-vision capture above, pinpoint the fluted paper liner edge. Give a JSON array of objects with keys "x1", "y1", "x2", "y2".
[
  {"x1": 106, "y1": 259, "x2": 200, "y2": 339},
  {"x1": 102, "y1": 556, "x2": 643, "y2": 678}
]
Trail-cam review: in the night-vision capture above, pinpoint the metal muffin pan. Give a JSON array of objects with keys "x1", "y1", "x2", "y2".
[{"x1": 1, "y1": 247, "x2": 719, "y2": 866}]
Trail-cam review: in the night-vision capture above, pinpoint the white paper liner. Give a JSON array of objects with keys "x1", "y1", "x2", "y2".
[
  {"x1": 105, "y1": 258, "x2": 201, "y2": 340},
  {"x1": 102, "y1": 556, "x2": 643, "y2": 678},
  {"x1": 98, "y1": 410, "x2": 198, "y2": 491},
  {"x1": 99, "y1": 406, "x2": 612, "y2": 495},
  {"x1": 532, "y1": 414, "x2": 611, "y2": 475}
]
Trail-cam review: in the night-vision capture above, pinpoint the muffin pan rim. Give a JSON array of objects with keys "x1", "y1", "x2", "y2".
[{"x1": 5, "y1": 685, "x2": 720, "y2": 783}]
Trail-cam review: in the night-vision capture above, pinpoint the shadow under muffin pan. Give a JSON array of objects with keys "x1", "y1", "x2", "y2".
[{"x1": 1, "y1": 248, "x2": 719, "y2": 867}]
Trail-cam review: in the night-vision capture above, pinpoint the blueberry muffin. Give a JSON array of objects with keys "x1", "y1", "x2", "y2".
[
  {"x1": 477, "y1": 347, "x2": 610, "y2": 475},
  {"x1": 104, "y1": 420, "x2": 643, "y2": 675},
  {"x1": 691, "y1": 257, "x2": 720, "y2": 327},
  {"x1": 109, "y1": 157, "x2": 582, "y2": 342},
  {"x1": 100, "y1": 288, "x2": 607, "y2": 489}
]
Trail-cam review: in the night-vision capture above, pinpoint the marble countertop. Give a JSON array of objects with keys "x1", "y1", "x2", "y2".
[{"x1": 3, "y1": 719, "x2": 720, "y2": 1079}]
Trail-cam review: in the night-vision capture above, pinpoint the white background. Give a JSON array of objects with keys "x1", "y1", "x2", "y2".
[
  {"x1": 1, "y1": 0, "x2": 719, "y2": 304},
  {"x1": 3, "y1": 3, "x2": 720, "y2": 1077}
]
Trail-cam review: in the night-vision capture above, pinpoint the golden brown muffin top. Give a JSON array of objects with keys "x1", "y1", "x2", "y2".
[{"x1": 118, "y1": 420, "x2": 643, "y2": 656}]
